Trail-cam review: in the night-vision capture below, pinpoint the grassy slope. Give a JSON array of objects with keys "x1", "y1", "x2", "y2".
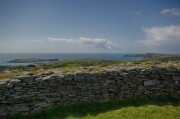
[
  {"x1": 0, "y1": 72, "x2": 21, "y2": 79},
  {"x1": 1, "y1": 57, "x2": 180, "y2": 79},
  {"x1": 11, "y1": 96, "x2": 180, "y2": 119}
]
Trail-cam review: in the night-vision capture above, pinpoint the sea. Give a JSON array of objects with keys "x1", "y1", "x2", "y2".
[{"x1": 0, "y1": 53, "x2": 143, "y2": 66}]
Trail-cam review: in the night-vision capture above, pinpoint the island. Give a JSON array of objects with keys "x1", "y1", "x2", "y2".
[
  {"x1": 8, "y1": 58, "x2": 59, "y2": 63},
  {"x1": 123, "y1": 53, "x2": 179, "y2": 59}
]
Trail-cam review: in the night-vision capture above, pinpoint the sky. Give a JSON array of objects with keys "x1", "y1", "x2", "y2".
[{"x1": 0, "y1": 0, "x2": 180, "y2": 53}]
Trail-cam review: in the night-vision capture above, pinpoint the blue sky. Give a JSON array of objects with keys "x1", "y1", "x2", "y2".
[{"x1": 0, "y1": 0, "x2": 180, "y2": 53}]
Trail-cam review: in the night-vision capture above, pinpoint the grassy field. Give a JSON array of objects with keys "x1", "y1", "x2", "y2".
[
  {"x1": 1, "y1": 57, "x2": 180, "y2": 79},
  {"x1": 11, "y1": 95, "x2": 180, "y2": 119},
  {"x1": 0, "y1": 72, "x2": 21, "y2": 79}
]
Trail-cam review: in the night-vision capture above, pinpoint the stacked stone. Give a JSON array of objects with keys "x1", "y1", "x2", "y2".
[{"x1": 0, "y1": 67, "x2": 179, "y2": 117}]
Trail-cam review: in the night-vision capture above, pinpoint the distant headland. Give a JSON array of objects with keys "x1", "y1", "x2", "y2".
[
  {"x1": 8, "y1": 58, "x2": 59, "y2": 63},
  {"x1": 124, "y1": 53, "x2": 179, "y2": 59}
]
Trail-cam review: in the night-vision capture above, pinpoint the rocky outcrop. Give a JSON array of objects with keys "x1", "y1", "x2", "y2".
[{"x1": 0, "y1": 67, "x2": 179, "y2": 117}]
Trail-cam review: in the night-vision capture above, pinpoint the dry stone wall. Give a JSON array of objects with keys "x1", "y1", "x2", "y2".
[{"x1": 0, "y1": 67, "x2": 180, "y2": 117}]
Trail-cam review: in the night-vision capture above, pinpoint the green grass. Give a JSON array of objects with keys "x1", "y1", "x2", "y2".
[
  {"x1": 36, "y1": 58, "x2": 108, "y2": 69},
  {"x1": 133, "y1": 56, "x2": 180, "y2": 64},
  {"x1": 1, "y1": 57, "x2": 180, "y2": 79},
  {"x1": 0, "y1": 72, "x2": 21, "y2": 79},
  {"x1": 10, "y1": 95, "x2": 180, "y2": 119},
  {"x1": 63, "y1": 63, "x2": 81, "y2": 68}
]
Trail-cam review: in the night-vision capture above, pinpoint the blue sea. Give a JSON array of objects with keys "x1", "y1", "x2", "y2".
[{"x1": 0, "y1": 53, "x2": 143, "y2": 66}]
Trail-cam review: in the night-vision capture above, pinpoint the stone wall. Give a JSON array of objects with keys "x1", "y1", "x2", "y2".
[{"x1": 0, "y1": 67, "x2": 180, "y2": 117}]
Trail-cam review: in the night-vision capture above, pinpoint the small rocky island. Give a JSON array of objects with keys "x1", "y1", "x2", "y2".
[{"x1": 9, "y1": 58, "x2": 59, "y2": 63}]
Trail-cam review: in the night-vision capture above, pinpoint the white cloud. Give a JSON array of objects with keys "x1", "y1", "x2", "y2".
[
  {"x1": 137, "y1": 25, "x2": 180, "y2": 53},
  {"x1": 79, "y1": 37, "x2": 118, "y2": 49},
  {"x1": 161, "y1": 8, "x2": 180, "y2": 16},
  {"x1": 47, "y1": 37, "x2": 74, "y2": 43},
  {"x1": 47, "y1": 37, "x2": 119, "y2": 49}
]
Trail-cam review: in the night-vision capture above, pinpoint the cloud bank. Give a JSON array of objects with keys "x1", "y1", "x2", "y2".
[
  {"x1": 161, "y1": 8, "x2": 180, "y2": 16},
  {"x1": 79, "y1": 37, "x2": 118, "y2": 49},
  {"x1": 137, "y1": 25, "x2": 180, "y2": 53},
  {"x1": 47, "y1": 37, "x2": 118, "y2": 49}
]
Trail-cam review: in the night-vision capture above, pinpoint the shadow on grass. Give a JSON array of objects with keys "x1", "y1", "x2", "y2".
[{"x1": 10, "y1": 95, "x2": 180, "y2": 119}]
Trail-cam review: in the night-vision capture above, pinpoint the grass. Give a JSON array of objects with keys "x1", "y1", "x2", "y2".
[
  {"x1": 10, "y1": 95, "x2": 180, "y2": 119},
  {"x1": 133, "y1": 56, "x2": 180, "y2": 64},
  {"x1": 63, "y1": 63, "x2": 81, "y2": 68},
  {"x1": 0, "y1": 72, "x2": 21, "y2": 79},
  {"x1": 1, "y1": 57, "x2": 180, "y2": 79}
]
